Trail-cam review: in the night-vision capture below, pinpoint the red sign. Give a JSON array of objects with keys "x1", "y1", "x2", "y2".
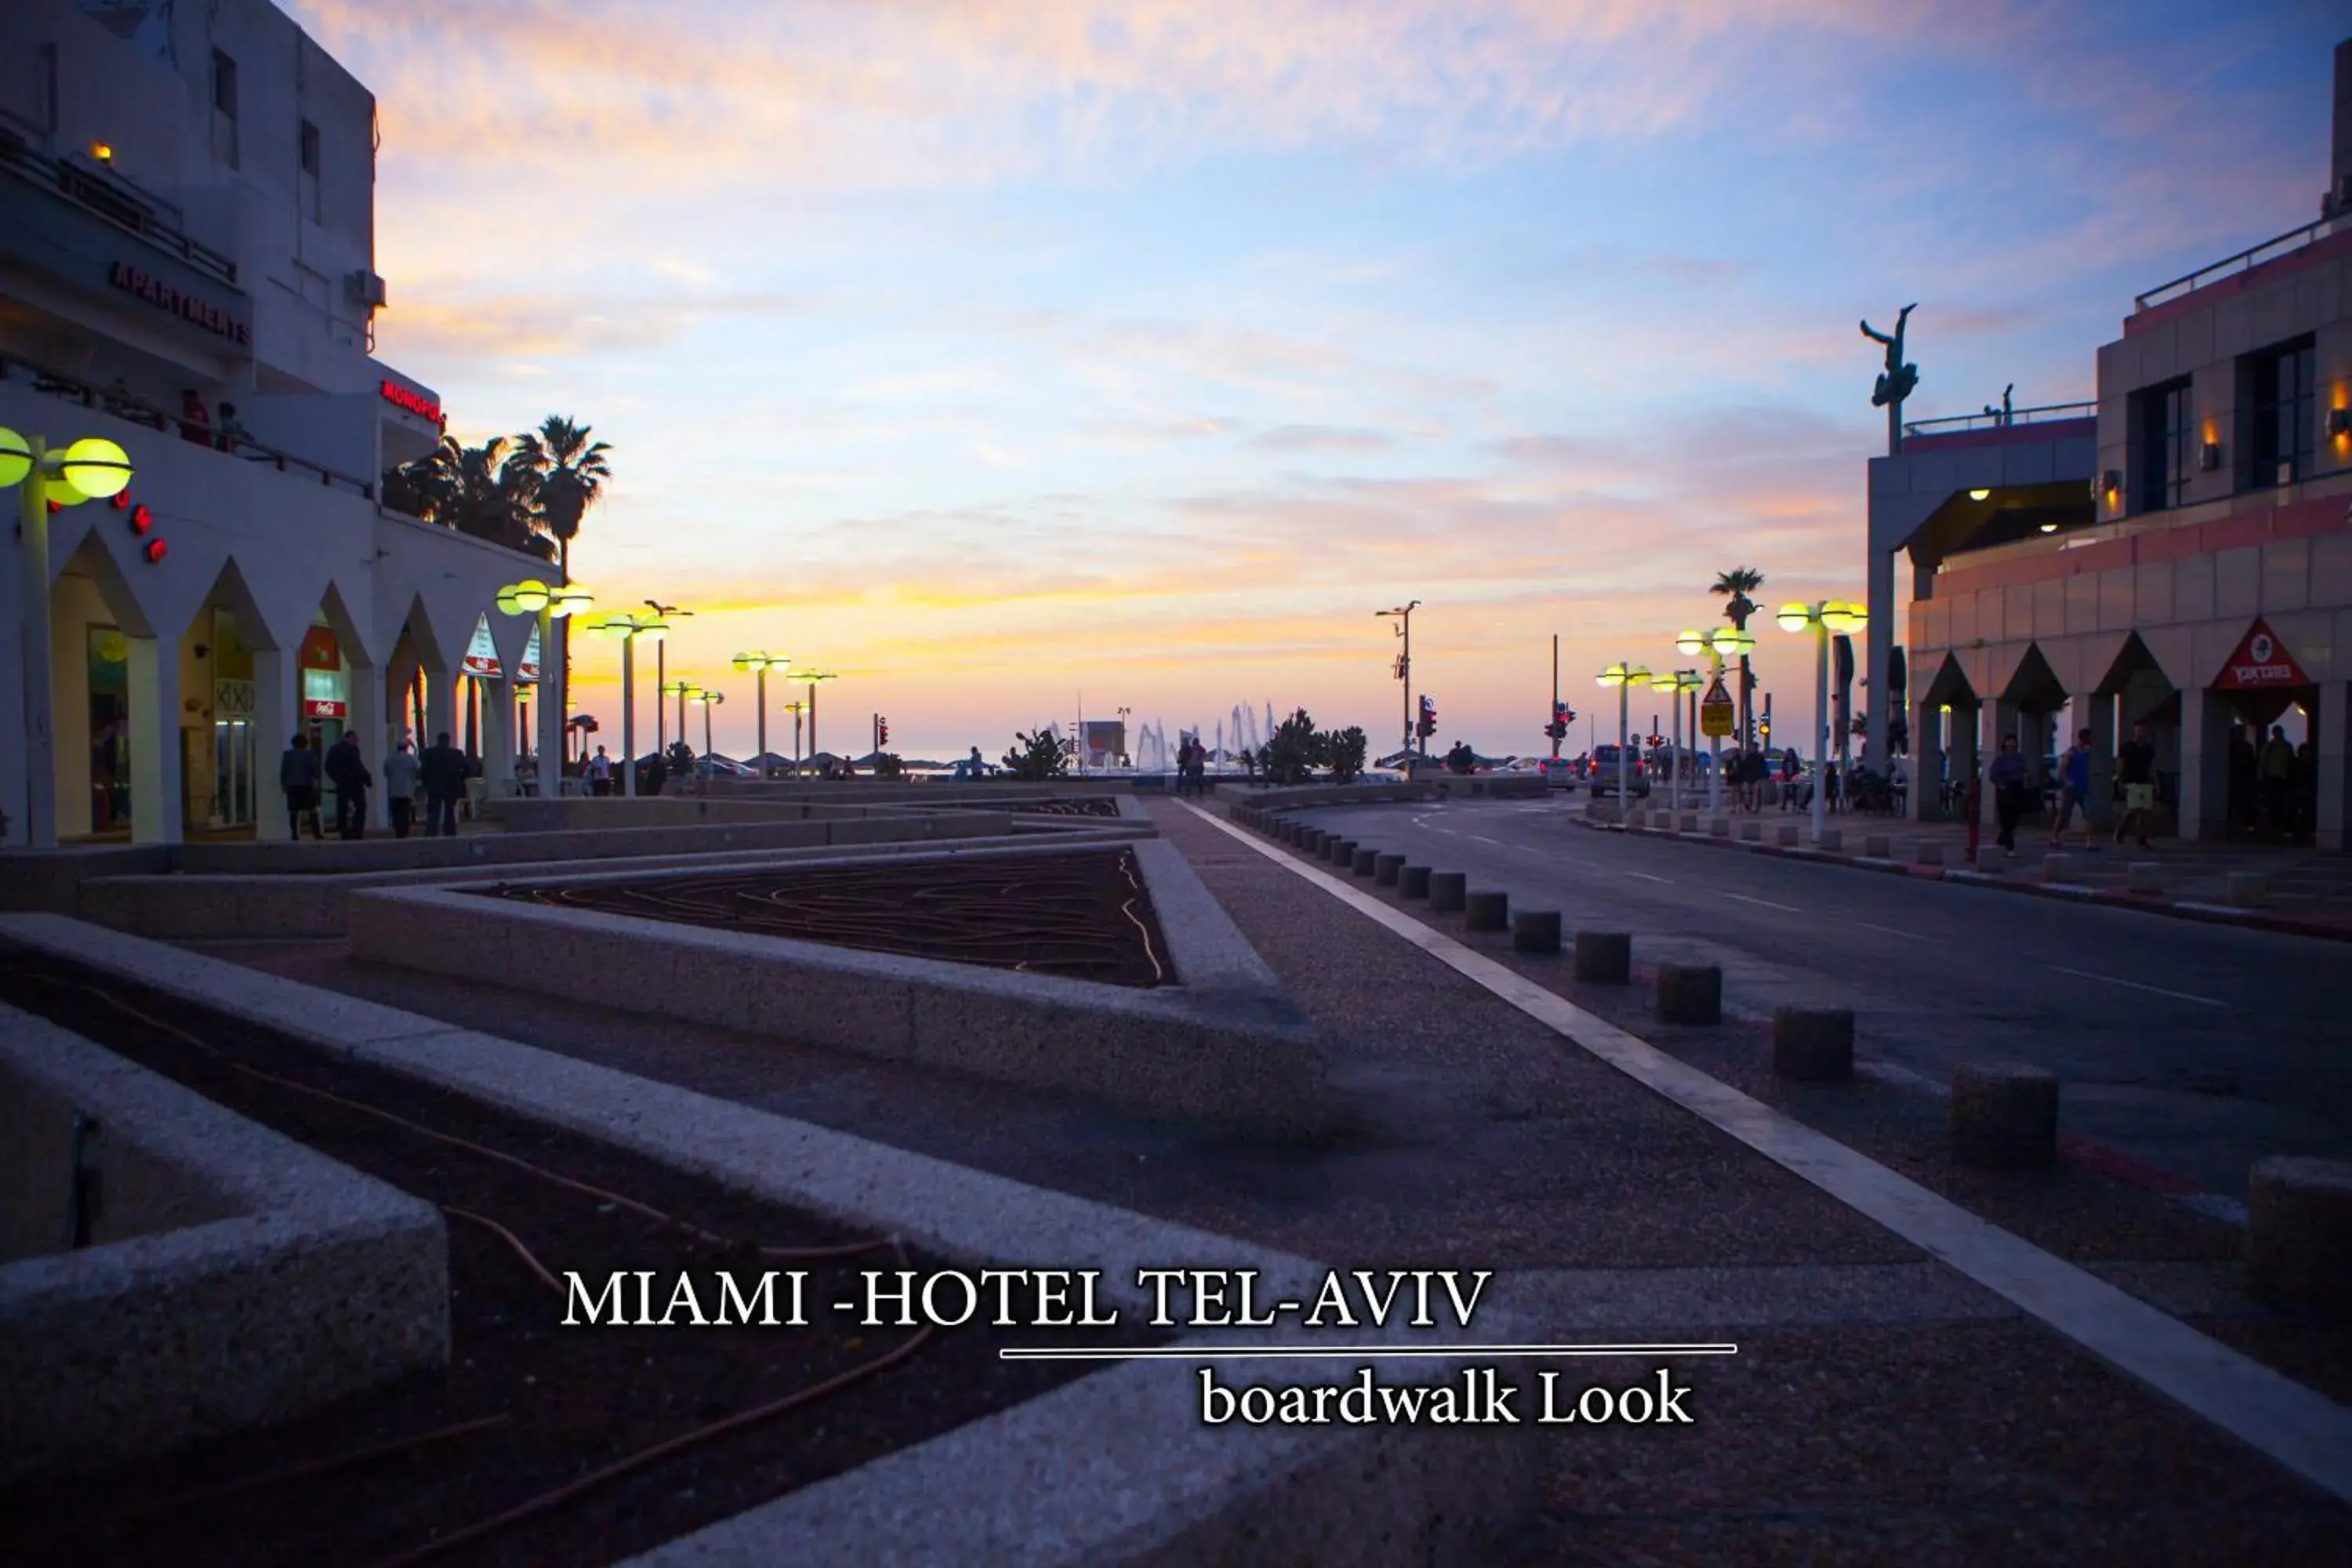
[
  {"x1": 110, "y1": 261, "x2": 252, "y2": 346},
  {"x1": 303, "y1": 699, "x2": 347, "y2": 720},
  {"x1": 299, "y1": 625, "x2": 340, "y2": 670},
  {"x1": 2213, "y1": 618, "x2": 2309, "y2": 691},
  {"x1": 380, "y1": 379, "x2": 445, "y2": 426}
]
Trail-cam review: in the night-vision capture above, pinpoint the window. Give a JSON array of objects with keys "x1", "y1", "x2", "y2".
[
  {"x1": 2132, "y1": 376, "x2": 2192, "y2": 514},
  {"x1": 211, "y1": 49, "x2": 238, "y2": 118},
  {"x1": 299, "y1": 120, "x2": 320, "y2": 176},
  {"x1": 2240, "y1": 335, "x2": 2315, "y2": 490}
]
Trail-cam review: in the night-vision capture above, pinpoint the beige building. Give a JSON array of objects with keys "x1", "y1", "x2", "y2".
[{"x1": 1866, "y1": 38, "x2": 2352, "y2": 850}]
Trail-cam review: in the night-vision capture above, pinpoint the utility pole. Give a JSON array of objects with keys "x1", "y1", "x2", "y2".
[
  {"x1": 1377, "y1": 601, "x2": 1420, "y2": 767},
  {"x1": 1550, "y1": 634, "x2": 1561, "y2": 762},
  {"x1": 644, "y1": 599, "x2": 691, "y2": 750}
]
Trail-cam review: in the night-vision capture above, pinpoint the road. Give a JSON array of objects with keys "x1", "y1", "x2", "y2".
[{"x1": 1289, "y1": 793, "x2": 2352, "y2": 1200}]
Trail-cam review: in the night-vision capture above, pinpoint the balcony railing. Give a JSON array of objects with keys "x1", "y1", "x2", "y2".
[
  {"x1": 0, "y1": 125, "x2": 239, "y2": 287},
  {"x1": 0, "y1": 352, "x2": 375, "y2": 500},
  {"x1": 2133, "y1": 214, "x2": 2347, "y2": 314},
  {"x1": 1903, "y1": 401, "x2": 2096, "y2": 438}
]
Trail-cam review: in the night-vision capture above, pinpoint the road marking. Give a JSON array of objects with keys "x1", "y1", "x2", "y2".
[
  {"x1": 1465, "y1": 834, "x2": 1505, "y2": 847},
  {"x1": 1624, "y1": 871, "x2": 1674, "y2": 884},
  {"x1": 1853, "y1": 920, "x2": 1936, "y2": 942},
  {"x1": 1186, "y1": 801, "x2": 2352, "y2": 1508},
  {"x1": 1722, "y1": 892, "x2": 1802, "y2": 913},
  {"x1": 2047, "y1": 966, "x2": 2226, "y2": 1008}
]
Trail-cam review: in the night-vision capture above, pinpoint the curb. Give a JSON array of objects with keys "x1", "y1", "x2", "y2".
[{"x1": 1578, "y1": 817, "x2": 2351, "y2": 946}]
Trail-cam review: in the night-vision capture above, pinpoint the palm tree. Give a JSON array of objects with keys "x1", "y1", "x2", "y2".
[
  {"x1": 1711, "y1": 566, "x2": 1765, "y2": 747},
  {"x1": 508, "y1": 416, "x2": 612, "y2": 579}
]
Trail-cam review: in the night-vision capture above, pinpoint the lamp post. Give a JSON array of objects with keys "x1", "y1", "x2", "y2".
[
  {"x1": 1595, "y1": 662, "x2": 1652, "y2": 817},
  {"x1": 731, "y1": 652, "x2": 789, "y2": 777},
  {"x1": 782, "y1": 700, "x2": 806, "y2": 775},
  {"x1": 588, "y1": 612, "x2": 666, "y2": 797},
  {"x1": 1650, "y1": 670, "x2": 1704, "y2": 815},
  {"x1": 690, "y1": 688, "x2": 725, "y2": 760},
  {"x1": 495, "y1": 579, "x2": 593, "y2": 799},
  {"x1": 659, "y1": 680, "x2": 702, "y2": 759},
  {"x1": 800, "y1": 671, "x2": 836, "y2": 764},
  {"x1": 644, "y1": 600, "x2": 691, "y2": 752},
  {"x1": 1677, "y1": 626, "x2": 1751, "y2": 814},
  {"x1": 1, "y1": 428, "x2": 134, "y2": 847},
  {"x1": 1777, "y1": 599, "x2": 1867, "y2": 842},
  {"x1": 1376, "y1": 602, "x2": 1419, "y2": 765}
]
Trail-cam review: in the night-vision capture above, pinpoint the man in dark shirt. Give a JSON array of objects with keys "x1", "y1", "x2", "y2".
[
  {"x1": 323, "y1": 732, "x2": 372, "y2": 840},
  {"x1": 419, "y1": 731, "x2": 468, "y2": 837},
  {"x1": 2114, "y1": 722, "x2": 2157, "y2": 849},
  {"x1": 1987, "y1": 734, "x2": 2030, "y2": 856}
]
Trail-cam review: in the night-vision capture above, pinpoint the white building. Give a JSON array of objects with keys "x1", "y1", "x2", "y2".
[{"x1": 1, "y1": 0, "x2": 561, "y2": 847}]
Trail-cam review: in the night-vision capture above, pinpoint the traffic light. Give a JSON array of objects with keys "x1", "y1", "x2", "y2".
[
  {"x1": 1417, "y1": 695, "x2": 1436, "y2": 739},
  {"x1": 1544, "y1": 702, "x2": 1571, "y2": 742},
  {"x1": 1758, "y1": 718, "x2": 1771, "y2": 742}
]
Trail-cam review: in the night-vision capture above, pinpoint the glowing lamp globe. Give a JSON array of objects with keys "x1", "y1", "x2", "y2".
[
  {"x1": 1675, "y1": 629, "x2": 1707, "y2": 656},
  {"x1": 1596, "y1": 665, "x2": 1628, "y2": 689},
  {"x1": 637, "y1": 619, "x2": 667, "y2": 644},
  {"x1": 0, "y1": 427, "x2": 31, "y2": 489},
  {"x1": 1822, "y1": 602, "x2": 1867, "y2": 633},
  {"x1": 60, "y1": 437, "x2": 133, "y2": 499},
  {"x1": 1650, "y1": 673, "x2": 1679, "y2": 693},
  {"x1": 1776, "y1": 604, "x2": 1813, "y2": 633},
  {"x1": 496, "y1": 579, "x2": 551, "y2": 616},
  {"x1": 1713, "y1": 627, "x2": 1754, "y2": 656},
  {"x1": 548, "y1": 585, "x2": 594, "y2": 618},
  {"x1": 44, "y1": 476, "x2": 90, "y2": 508}
]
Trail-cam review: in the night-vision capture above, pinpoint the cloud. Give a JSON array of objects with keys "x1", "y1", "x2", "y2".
[
  {"x1": 376, "y1": 289, "x2": 815, "y2": 365},
  {"x1": 1247, "y1": 424, "x2": 1397, "y2": 453}
]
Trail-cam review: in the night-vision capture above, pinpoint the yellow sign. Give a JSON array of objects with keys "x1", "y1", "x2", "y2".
[{"x1": 1700, "y1": 699, "x2": 1734, "y2": 738}]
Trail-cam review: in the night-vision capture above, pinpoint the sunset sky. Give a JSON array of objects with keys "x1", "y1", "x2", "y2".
[{"x1": 292, "y1": 0, "x2": 2339, "y2": 761}]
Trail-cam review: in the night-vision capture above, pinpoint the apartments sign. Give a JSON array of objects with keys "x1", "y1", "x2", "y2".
[{"x1": 109, "y1": 261, "x2": 252, "y2": 346}]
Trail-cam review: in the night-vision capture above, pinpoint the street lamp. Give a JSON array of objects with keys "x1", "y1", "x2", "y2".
[
  {"x1": 1677, "y1": 625, "x2": 1751, "y2": 813},
  {"x1": 781, "y1": 700, "x2": 807, "y2": 775},
  {"x1": 587, "y1": 612, "x2": 666, "y2": 797},
  {"x1": 1777, "y1": 600, "x2": 1867, "y2": 841},
  {"x1": 2, "y1": 427, "x2": 134, "y2": 847},
  {"x1": 1376, "y1": 602, "x2": 1421, "y2": 765},
  {"x1": 731, "y1": 652, "x2": 789, "y2": 778},
  {"x1": 644, "y1": 599, "x2": 692, "y2": 751},
  {"x1": 1650, "y1": 669, "x2": 1704, "y2": 815},
  {"x1": 660, "y1": 679, "x2": 703, "y2": 754},
  {"x1": 1116, "y1": 705, "x2": 1132, "y2": 769},
  {"x1": 800, "y1": 671, "x2": 837, "y2": 764},
  {"x1": 495, "y1": 579, "x2": 594, "y2": 800},
  {"x1": 1595, "y1": 662, "x2": 1653, "y2": 816},
  {"x1": 689, "y1": 688, "x2": 726, "y2": 761}
]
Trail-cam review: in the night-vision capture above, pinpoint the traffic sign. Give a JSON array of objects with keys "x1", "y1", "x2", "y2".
[{"x1": 1700, "y1": 673, "x2": 1733, "y2": 738}]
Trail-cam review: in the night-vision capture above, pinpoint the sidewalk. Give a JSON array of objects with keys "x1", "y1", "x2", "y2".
[{"x1": 1590, "y1": 802, "x2": 2352, "y2": 942}]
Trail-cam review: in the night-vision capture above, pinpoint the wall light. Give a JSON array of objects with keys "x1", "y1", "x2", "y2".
[
  {"x1": 2038, "y1": 522, "x2": 2058, "y2": 533},
  {"x1": 2329, "y1": 408, "x2": 2352, "y2": 439},
  {"x1": 1968, "y1": 488, "x2": 1990, "y2": 502},
  {"x1": 92, "y1": 141, "x2": 113, "y2": 162},
  {"x1": 2201, "y1": 441, "x2": 2223, "y2": 470}
]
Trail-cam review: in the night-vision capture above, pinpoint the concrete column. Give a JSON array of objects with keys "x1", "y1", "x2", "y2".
[
  {"x1": 2318, "y1": 680, "x2": 2348, "y2": 851},
  {"x1": 535, "y1": 615, "x2": 564, "y2": 797},
  {"x1": 0, "y1": 496, "x2": 30, "y2": 847},
  {"x1": 125, "y1": 634, "x2": 183, "y2": 845},
  {"x1": 252, "y1": 645, "x2": 299, "y2": 799},
  {"x1": 484, "y1": 676, "x2": 516, "y2": 793},
  {"x1": 2085, "y1": 692, "x2": 2117, "y2": 829},
  {"x1": 2177, "y1": 684, "x2": 2230, "y2": 842},
  {"x1": 1866, "y1": 546, "x2": 1896, "y2": 767},
  {"x1": 423, "y1": 666, "x2": 458, "y2": 752},
  {"x1": 1911, "y1": 700, "x2": 1940, "y2": 822}
]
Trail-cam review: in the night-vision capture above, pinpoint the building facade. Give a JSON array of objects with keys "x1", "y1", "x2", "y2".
[
  {"x1": 2, "y1": 0, "x2": 563, "y2": 847},
  {"x1": 1866, "y1": 37, "x2": 2352, "y2": 851}
]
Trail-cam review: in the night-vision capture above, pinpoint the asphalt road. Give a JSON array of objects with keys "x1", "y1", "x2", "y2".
[{"x1": 1290, "y1": 793, "x2": 2352, "y2": 1200}]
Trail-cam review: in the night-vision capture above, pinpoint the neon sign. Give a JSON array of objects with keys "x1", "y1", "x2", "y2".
[{"x1": 379, "y1": 379, "x2": 445, "y2": 426}]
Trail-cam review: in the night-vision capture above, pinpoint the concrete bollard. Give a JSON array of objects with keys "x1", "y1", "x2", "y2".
[
  {"x1": 1915, "y1": 841, "x2": 1945, "y2": 867},
  {"x1": 1573, "y1": 931, "x2": 1632, "y2": 984},
  {"x1": 1512, "y1": 909, "x2": 1563, "y2": 954},
  {"x1": 1352, "y1": 847, "x2": 1380, "y2": 877},
  {"x1": 1374, "y1": 852, "x2": 1405, "y2": 887},
  {"x1": 1399, "y1": 865, "x2": 1432, "y2": 899},
  {"x1": 2043, "y1": 853, "x2": 2078, "y2": 884},
  {"x1": 2245, "y1": 1156, "x2": 2352, "y2": 1312},
  {"x1": 1815, "y1": 828, "x2": 1842, "y2": 852},
  {"x1": 1465, "y1": 890, "x2": 1510, "y2": 931},
  {"x1": 2127, "y1": 862, "x2": 2162, "y2": 893},
  {"x1": 1738, "y1": 821, "x2": 1763, "y2": 842},
  {"x1": 1655, "y1": 964, "x2": 1722, "y2": 1025},
  {"x1": 1772, "y1": 1007, "x2": 1854, "y2": 1081},
  {"x1": 1302, "y1": 828, "x2": 1326, "y2": 852},
  {"x1": 1708, "y1": 816, "x2": 1731, "y2": 837},
  {"x1": 1678, "y1": 812, "x2": 1699, "y2": 833},
  {"x1": 1428, "y1": 871, "x2": 1468, "y2": 913},
  {"x1": 1950, "y1": 1062, "x2": 2059, "y2": 1169},
  {"x1": 1973, "y1": 844, "x2": 2008, "y2": 872},
  {"x1": 1329, "y1": 838, "x2": 1357, "y2": 866},
  {"x1": 2226, "y1": 870, "x2": 2270, "y2": 907},
  {"x1": 1863, "y1": 834, "x2": 1891, "y2": 858},
  {"x1": 1776, "y1": 823, "x2": 1800, "y2": 847}
]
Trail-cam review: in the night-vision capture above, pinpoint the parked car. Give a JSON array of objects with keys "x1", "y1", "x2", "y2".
[
  {"x1": 1587, "y1": 744, "x2": 1651, "y2": 797},
  {"x1": 1538, "y1": 757, "x2": 1581, "y2": 789}
]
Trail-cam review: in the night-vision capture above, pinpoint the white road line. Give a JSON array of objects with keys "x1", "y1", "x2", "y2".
[
  {"x1": 1185, "y1": 802, "x2": 2352, "y2": 1508},
  {"x1": 2047, "y1": 966, "x2": 2227, "y2": 1008},
  {"x1": 1853, "y1": 920, "x2": 1936, "y2": 942},
  {"x1": 1722, "y1": 892, "x2": 1803, "y2": 913},
  {"x1": 1465, "y1": 834, "x2": 1506, "y2": 847},
  {"x1": 1624, "y1": 871, "x2": 1674, "y2": 884}
]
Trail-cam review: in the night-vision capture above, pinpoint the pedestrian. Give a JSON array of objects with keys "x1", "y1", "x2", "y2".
[
  {"x1": 384, "y1": 739, "x2": 419, "y2": 838},
  {"x1": 419, "y1": 730, "x2": 466, "y2": 837},
  {"x1": 2049, "y1": 727, "x2": 2098, "y2": 851},
  {"x1": 278, "y1": 732, "x2": 322, "y2": 840},
  {"x1": 588, "y1": 745, "x2": 612, "y2": 797},
  {"x1": 1987, "y1": 733, "x2": 2029, "y2": 857},
  {"x1": 2113, "y1": 721, "x2": 2157, "y2": 849},
  {"x1": 967, "y1": 745, "x2": 985, "y2": 780},
  {"x1": 2259, "y1": 725, "x2": 2295, "y2": 839},
  {"x1": 324, "y1": 731, "x2": 372, "y2": 840},
  {"x1": 178, "y1": 387, "x2": 212, "y2": 448}
]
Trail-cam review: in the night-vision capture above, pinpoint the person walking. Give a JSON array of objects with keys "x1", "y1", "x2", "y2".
[
  {"x1": 384, "y1": 739, "x2": 420, "y2": 839},
  {"x1": 2259, "y1": 725, "x2": 2296, "y2": 840},
  {"x1": 278, "y1": 732, "x2": 323, "y2": 841},
  {"x1": 587, "y1": 745, "x2": 613, "y2": 797},
  {"x1": 419, "y1": 731, "x2": 466, "y2": 837},
  {"x1": 967, "y1": 745, "x2": 985, "y2": 781},
  {"x1": 2113, "y1": 721, "x2": 2157, "y2": 850},
  {"x1": 1987, "y1": 733, "x2": 2030, "y2": 858},
  {"x1": 324, "y1": 731, "x2": 372, "y2": 840},
  {"x1": 2049, "y1": 727, "x2": 2098, "y2": 851}
]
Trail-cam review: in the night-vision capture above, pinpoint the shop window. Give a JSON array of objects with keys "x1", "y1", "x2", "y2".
[{"x1": 2238, "y1": 335, "x2": 2315, "y2": 491}]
